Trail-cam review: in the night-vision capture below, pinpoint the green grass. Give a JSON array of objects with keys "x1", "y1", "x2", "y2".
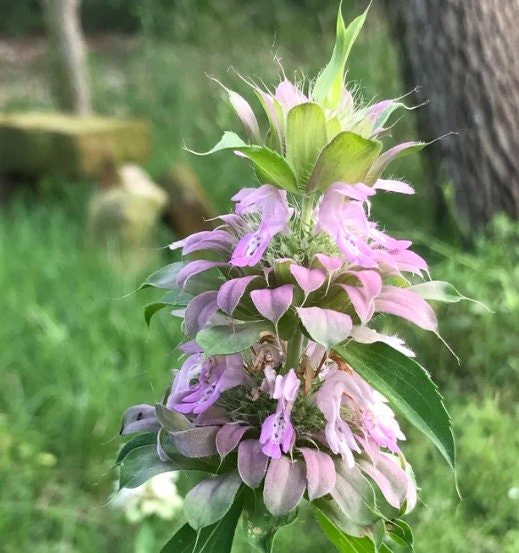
[{"x1": 0, "y1": 183, "x2": 182, "y2": 552}]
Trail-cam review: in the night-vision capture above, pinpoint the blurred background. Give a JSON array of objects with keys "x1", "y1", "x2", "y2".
[{"x1": 1, "y1": 1, "x2": 518, "y2": 552}]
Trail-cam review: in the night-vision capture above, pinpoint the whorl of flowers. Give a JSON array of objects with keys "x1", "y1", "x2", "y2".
[{"x1": 117, "y1": 8, "x2": 457, "y2": 553}]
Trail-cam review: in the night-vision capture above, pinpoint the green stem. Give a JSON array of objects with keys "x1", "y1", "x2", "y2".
[
  {"x1": 300, "y1": 195, "x2": 315, "y2": 230},
  {"x1": 283, "y1": 330, "x2": 303, "y2": 375}
]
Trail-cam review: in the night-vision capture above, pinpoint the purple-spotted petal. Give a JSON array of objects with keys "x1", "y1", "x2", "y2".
[
  {"x1": 238, "y1": 439, "x2": 269, "y2": 488},
  {"x1": 216, "y1": 423, "x2": 251, "y2": 457},
  {"x1": 217, "y1": 275, "x2": 261, "y2": 315},
  {"x1": 264, "y1": 456, "x2": 306, "y2": 516},
  {"x1": 230, "y1": 229, "x2": 271, "y2": 267},
  {"x1": 299, "y1": 448, "x2": 336, "y2": 500},
  {"x1": 251, "y1": 285, "x2": 294, "y2": 326},
  {"x1": 375, "y1": 286, "x2": 437, "y2": 331},
  {"x1": 290, "y1": 265, "x2": 326, "y2": 294},
  {"x1": 297, "y1": 307, "x2": 352, "y2": 350},
  {"x1": 184, "y1": 291, "x2": 219, "y2": 334}
]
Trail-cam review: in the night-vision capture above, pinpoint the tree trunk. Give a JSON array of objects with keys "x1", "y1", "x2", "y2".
[
  {"x1": 43, "y1": 0, "x2": 92, "y2": 115},
  {"x1": 384, "y1": 0, "x2": 519, "y2": 231}
]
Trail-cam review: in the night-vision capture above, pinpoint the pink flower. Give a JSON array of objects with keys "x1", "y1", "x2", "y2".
[{"x1": 259, "y1": 369, "x2": 300, "y2": 458}]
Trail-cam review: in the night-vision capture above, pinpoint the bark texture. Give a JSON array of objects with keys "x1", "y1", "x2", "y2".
[
  {"x1": 384, "y1": 0, "x2": 519, "y2": 230},
  {"x1": 43, "y1": 0, "x2": 92, "y2": 115}
]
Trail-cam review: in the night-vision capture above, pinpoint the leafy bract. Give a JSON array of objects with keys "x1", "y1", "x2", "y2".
[
  {"x1": 184, "y1": 472, "x2": 243, "y2": 530},
  {"x1": 333, "y1": 341, "x2": 455, "y2": 472},
  {"x1": 285, "y1": 102, "x2": 328, "y2": 187},
  {"x1": 305, "y1": 132, "x2": 382, "y2": 193},
  {"x1": 365, "y1": 142, "x2": 428, "y2": 185},
  {"x1": 192, "y1": 131, "x2": 298, "y2": 192},
  {"x1": 408, "y1": 280, "x2": 468, "y2": 303},
  {"x1": 160, "y1": 488, "x2": 245, "y2": 553},
  {"x1": 312, "y1": 6, "x2": 369, "y2": 108},
  {"x1": 196, "y1": 321, "x2": 273, "y2": 355},
  {"x1": 315, "y1": 507, "x2": 391, "y2": 553}
]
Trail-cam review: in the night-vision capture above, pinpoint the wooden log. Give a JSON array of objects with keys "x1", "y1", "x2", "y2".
[{"x1": 0, "y1": 112, "x2": 151, "y2": 179}]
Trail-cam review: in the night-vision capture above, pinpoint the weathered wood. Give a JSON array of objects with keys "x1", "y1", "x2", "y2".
[
  {"x1": 0, "y1": 112, "x2": 151, "y2": 178},
  {"x1": 86, "y1": 164, "x2": 169, "y2": 273},
  {"x1": 43, "y1": 0, "x2": 92, "y2": 115},
  {"x1": 384, "y1": 0, "x2": 519, "y2": 230},
  {"x1": 159, "y1": 164, "x2": 216, "y2": 237}
]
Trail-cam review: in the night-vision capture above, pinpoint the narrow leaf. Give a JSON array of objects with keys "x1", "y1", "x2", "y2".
[
  {"x1": 334, "y1": 341, "x2": 455, "y2": 472},
  {"x1": 197, "y1": 321, "x2": 273, "y2": 356},
  {"x1": 286, "y1": 102, "x2": 328, "y2": 187},
  {"x1": 306, "y1": 132, "x2": 382, "y2": 193},
  {"x1": 312, "y1": 7, "x2": 369, "y2": 107}
]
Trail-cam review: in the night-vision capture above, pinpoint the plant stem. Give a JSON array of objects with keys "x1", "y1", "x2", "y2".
[
  {"x1": 283, "y1": 330, "x2": 303, "y2": 375},
  {"x1": 301, "y1": 194, "x2": 315, "y2": 230}
]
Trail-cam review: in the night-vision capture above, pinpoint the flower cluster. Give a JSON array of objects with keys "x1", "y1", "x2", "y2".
[{"x1": 117, "y1": 8, "x2": 455, "y2": 553}]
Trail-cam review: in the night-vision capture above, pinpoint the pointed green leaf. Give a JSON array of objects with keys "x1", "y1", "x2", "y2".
[
  {"x1": 160, "y1": 489, "x2": 244, "y2": 553},
  {"x1": 314, "y1": 507, "x2": 388, "y2": 553},
  {"x1": 192, "y1": 131, "x2": 298, "y2": 192},
  {"x1": 306, "y1": 132, "x2": 382, "y2": 193},
  {"x1": 196, "y1": 321, "x2": 273, "y2": 355},
  {"x1": 286, "y1": 102, "x2": 328, "y2": 187},
  {"x1": 194, "y1": 130, "x2": 249, "y2": 154},
  {"x1": 139, "y1": 262, "x2": 185, "y2": 291},
  {"x1": 312, "y1": 7, "x2": 369, "y2": 107},
  {"x1": 333, "y1": 341, "x2": 455, "y2": 472},
  {"x1": 144, "y1": 289, "x2": 193, "y2": 325},
  {"x1": 249, "y1": 148, "x2": 298, "y2": 191}
]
